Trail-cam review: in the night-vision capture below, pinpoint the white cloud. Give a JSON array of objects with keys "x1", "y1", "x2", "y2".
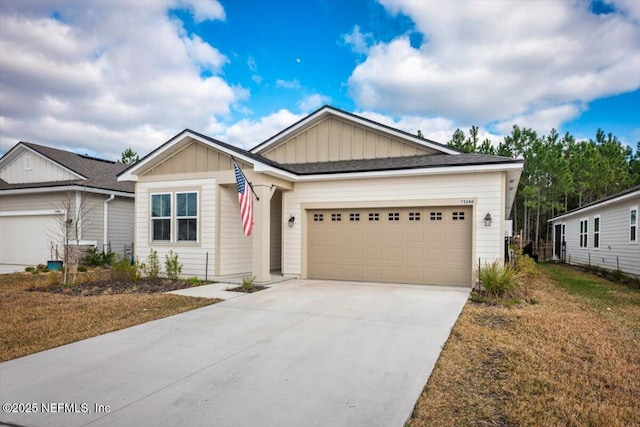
[
  {"x1": 0, "y1": 0, "x2": 241, "y2": 160},
  {"x1": 214, "y1": 109, "x2": 305, "y2": 149},
  {"x1": 493, "y1": 104, "x2": 584, "y2": 136},
  {"x1": 276, "y1": 79, "x2": 301, "y2": 89},
  {"x1": 341, "y1": 25, "x2": 373, "y2": 55},
  {"x1": 298, "y1": 94, "x2": 331, "y2": 112},
  {"x1": 349, "y1": 0, "x2": 640, "y2": 132}
]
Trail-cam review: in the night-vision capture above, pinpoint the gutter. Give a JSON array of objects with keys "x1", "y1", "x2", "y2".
[{"x1": 103, "y1": 194, "x2": 115, "y2": 252}]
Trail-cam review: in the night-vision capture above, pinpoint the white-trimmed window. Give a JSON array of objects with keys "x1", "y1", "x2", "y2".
[
  {"x1": 151, "y1": 193, "x2": 171, "y2": 241},
  {"x1": 579, "y1": 218, "x2": 588, "y2": 248},
  {"x1": 150, "y1": 192, "x2": 198, "y2": 242},
  {"x1": 631, "y1": 207, "x2": 638, "y2": 244},
  {"x1": 176, "y1": 192, "x2": 198, "y2": 241},
  {"x1": 593, "y1": 215, "x2": 600, "y2": 249}
]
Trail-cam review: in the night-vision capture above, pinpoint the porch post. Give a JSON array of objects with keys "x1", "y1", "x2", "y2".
[{"x1": 252, "y1": 184, "x2": 271, "y2": 283}]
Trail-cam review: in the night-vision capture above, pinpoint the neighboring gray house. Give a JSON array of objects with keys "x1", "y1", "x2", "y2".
[
  {"x1": 0, "y1": 142, "x2": 135, "y2": 269},
  {"x1": 549, "y1": 185, "x2": 640, "y2": 278}
]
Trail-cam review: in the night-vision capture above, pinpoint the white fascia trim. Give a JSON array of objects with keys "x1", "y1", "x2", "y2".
[
  {"x1": 0, "y1": 209, "x2": 66, "y2": 217},
  {"x1": 69, "y1": 240, "x2": 98, "y2": 246},
  {"x1": 0, "y1": 185, "x2": 134, "y2": 198},
  {"x1": 549, "y1": 190, "x2": 640, "y2": 222},
  {"x1": 251, "y1": 107, "x2": 460, "y2": 155},
  {"x1": 118, "y1": 130, "x2": 260, "y2": 182},
  {"x1": 256, "y1": 161, "x2": 524, "y2": 182}
]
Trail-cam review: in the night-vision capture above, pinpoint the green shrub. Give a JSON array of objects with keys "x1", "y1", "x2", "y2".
[
  {"x1": 77, "y1": 265, "x2": 88, "y2": 273},
  {"x1": 138, "y1": 250, "x2": 161, "y2": 282},
  {"x1": 25, "y1": 266, "x2": 37, "y2": 273},
  {"x1": 478, "y1": 260, "x2": 520, "y2": 298},
  {"x1": 241, "y1": 275, "x2": 256, "y2": 291},
  {"x1": 185, "y1": 276, "x2": 202, "y2": 286},
  {"x1": 164, "y1": 250, "x2": 183, "y2": 281},
  {"x1": 83, "y1": 247, "x2": 116, "y2": 266},
  {"x1": 111, "y1": 257, "x2": 139, "y2": 282}
]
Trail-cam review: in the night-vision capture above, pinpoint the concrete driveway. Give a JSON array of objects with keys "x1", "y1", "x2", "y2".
[{"x1": 0, "y1": 279, "x2": 469, "y2": 427}]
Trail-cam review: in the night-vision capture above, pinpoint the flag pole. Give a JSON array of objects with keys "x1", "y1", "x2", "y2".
[{"x1": 231, "y1": 156, "x2": 260, "y2": 201}]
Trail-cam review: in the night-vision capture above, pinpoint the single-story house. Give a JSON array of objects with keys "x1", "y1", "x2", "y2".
[
  {"x1": 549, "y1": 184, "x2": 640, "y2": 277},
  {"x1": 118, "y1": 106, "x2": 523, "y2": 286},
  {"x1": 0, "y1": 142, "x2": 135, "y2": 269}
]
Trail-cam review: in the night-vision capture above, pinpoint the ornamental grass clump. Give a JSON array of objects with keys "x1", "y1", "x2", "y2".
[{"x1": 478, "y1": 260, "x2": 520, "y2": 298}]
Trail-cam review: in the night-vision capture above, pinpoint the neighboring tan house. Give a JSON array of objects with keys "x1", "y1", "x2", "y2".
[
  {"x1": 118, "y1": 106, "x2": 523, "y2": 286},
  {"x1": 549, "y1": 184, "x2": 640, "y2": 278},
  {"x1": 0, "y1": 142, "x2": 135, "y2": 269}
]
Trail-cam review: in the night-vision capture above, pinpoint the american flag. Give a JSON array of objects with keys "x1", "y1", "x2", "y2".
[{"x1": 233, "y1": 161, "x2": 254, "y2": 237}]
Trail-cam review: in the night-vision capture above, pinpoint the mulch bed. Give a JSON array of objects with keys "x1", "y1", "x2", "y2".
[
  {"x1": 225, "y1": 285, "x2": 267, "y2": 293},
  {"x1": 27, "y1": 278, "x2": 197, "y2": 296}
]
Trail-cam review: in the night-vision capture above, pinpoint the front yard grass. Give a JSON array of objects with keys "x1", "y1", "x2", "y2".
[
  {"x1": 408, "y1": 263, "x2": 640, "y2": 427},
  {"x1": 0, "y1": 273, "x2": 219, "y2": 362}
]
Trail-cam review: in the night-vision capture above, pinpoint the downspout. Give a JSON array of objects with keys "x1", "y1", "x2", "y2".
[{"x1": 103, "y1": 194, "x2": 115, "y2": 252}]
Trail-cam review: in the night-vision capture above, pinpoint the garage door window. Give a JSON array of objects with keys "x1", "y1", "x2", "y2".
[
  {"x1": 409, "y1": 212, "x2": 421, "y2": 221},
  {"x1": 430, "y1": 212, "x2": 442, "y2": 221},
  {"x1": 331, "y1": 213, "x2": 342, "y2": 221},
  {"x1": 369, "y1": 212, "x2": 379, "y2": 221},
  {"x1": 313, "y1": 213, "x2": 324, "y2": 222},
  {"x1": 388, "y1": 212, "x2": 400, "y2": 221},
  {"x1": 349, "y1": 213, "x2": 360, "y2": 221},
  {"x1": 452, "y1": 211, "x2": 465, "y2": 220}
]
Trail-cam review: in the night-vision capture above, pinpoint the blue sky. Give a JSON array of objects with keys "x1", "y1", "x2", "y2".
[{"x1": 0, "y1": 0, "x2": 638, "y2": 160}]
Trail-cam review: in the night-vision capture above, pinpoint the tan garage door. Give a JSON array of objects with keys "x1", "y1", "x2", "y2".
[
  {"x1": 0, "y1": 214, "x2": 62, "y2": 266},
  {"x1": 307, "y1": 206, "x2": 472, "y2": 286}
]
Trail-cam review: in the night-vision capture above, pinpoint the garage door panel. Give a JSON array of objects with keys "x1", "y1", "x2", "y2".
[
  {"x1": 308, "y1": 207, "x2": 471, "y2": 286},
  {"x1": 0, "y1": 215, "x2": 62, "y2": 266}
]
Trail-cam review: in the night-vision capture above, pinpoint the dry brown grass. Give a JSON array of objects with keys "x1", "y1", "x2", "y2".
[
  {"x1": 408, "y1": 264, "x2": 640, "y2": 427},
  {"x1": 0, "y1": 273, "x2": 219, "y2": 362}
]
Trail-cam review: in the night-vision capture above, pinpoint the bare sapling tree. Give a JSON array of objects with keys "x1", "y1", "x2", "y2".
[{"x1": 51, "y1": 189, "x2": 93, "y2": 284}]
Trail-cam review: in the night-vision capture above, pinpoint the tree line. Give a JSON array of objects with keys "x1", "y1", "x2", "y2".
[{"x1": 447, "y1": 125, "x2": 640, "y2": 246}]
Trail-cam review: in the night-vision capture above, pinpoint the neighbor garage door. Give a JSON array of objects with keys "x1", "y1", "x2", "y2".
[
  {"x1": 0, "y1": 214, "x2": 62, "y2": 266},
  {"x1": 308, "y1": 206, "x2": 472, "y2": 286}
]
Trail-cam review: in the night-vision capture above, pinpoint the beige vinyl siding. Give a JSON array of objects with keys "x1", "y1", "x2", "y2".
[
  {"x1": 283, "y1": 171, "x2": 505, "y2": 282},
  {"x1": 142, "y1": 139, "x2": 251, "y2": 177},
  {"x1": 270, "y1": 190, "x2": 282, "y2": 270},
  {"x1": 106, "y1": 197, "x2": 135, "y2": 256},
  {"x1": 136, "y1": 178, "x2": 216, "y2": 278},
  {"x1": 557, "y1": 196, "x2": 640, "y2": 277},
  {"x1": 219, "y1": 185, "x2": 252, "y2": 275},
  {"x1": 261, "y1": 117, "x2": 436, "y2": 164},
  {"x1": 0, "y1": 150, "x2": 80, "y2": 183}
]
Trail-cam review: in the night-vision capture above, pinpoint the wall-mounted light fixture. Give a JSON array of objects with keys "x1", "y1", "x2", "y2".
[
  {"x1": 288, "y1": 215, "x2": 295, "y2": 227},
  {"x1": 484, "y1": 212, "x2": 492, "y2": 227}
]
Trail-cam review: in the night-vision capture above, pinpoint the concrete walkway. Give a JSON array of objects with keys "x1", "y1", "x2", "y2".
[{"x1": 0, "y1": 280, "x2": 469, "y2": 427}]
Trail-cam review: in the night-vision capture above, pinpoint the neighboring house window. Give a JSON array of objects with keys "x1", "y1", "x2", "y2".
[
  {"x1": 151, "y1": 193, "x2": 171, "y2": 241},
  {"x1": 579, "y1": 218, "x2": 588, "y2": 248},
  {"x1": 24, "y1": 156, "x2": 32, "y2": 171},
  {"x1": 631, "y1": 207, "x2": 638, "y2": 243},
  {"x1": 176, "y1": 192, "x2": 198, "y2": 242},
  {"x1": 593, "y1": 216, "x2": 600, "y2": 249}
]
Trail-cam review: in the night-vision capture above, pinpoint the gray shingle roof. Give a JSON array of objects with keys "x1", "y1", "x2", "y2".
[
  {"x1": 279, "y1": 152, "x2": 522, "y2": 175},
  {"x1": 0, "y1": 142, "x2": 134, "y2": 193}
]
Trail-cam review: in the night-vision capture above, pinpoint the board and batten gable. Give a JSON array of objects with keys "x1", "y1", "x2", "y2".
[
  {"x1": 552, "y1": 192, "x2": 640, "y2": 277},
  {"x1": 257, "y1": 116, "x2": 438, "y2": 164},
  {"x1": 282, "y1": 171, "x2": 506, "y2": 282},
  {"x1": 140, "y1": 138, "x2": 251, "y2": 177},
  {"x1": 0, "y1": 148, "x2": 81, "y2": 184}
]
